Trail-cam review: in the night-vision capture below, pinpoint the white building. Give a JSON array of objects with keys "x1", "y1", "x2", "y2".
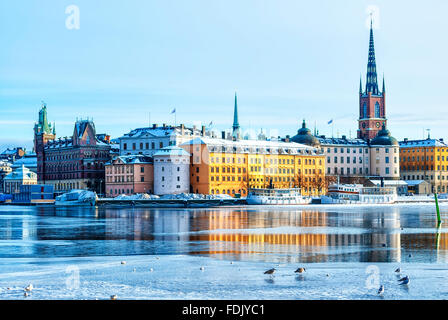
[
  {"x1": 153, "y1": 146, "x2": 190, "y2": 195},
  {"x1": 3, "y1": 165, "x2": 37, "y2": 194},
  {"x1": 119, "y1": 124, "x2": 209, "y2": 157}
]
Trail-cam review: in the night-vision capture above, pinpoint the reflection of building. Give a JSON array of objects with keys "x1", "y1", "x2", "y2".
[
  {"x1": 3, "y1": 165, "x2": 37, "y2": 194},
  {"x1": 105, "y1": 155, "x2": 154, "y2": 197},
  {"x1": 399, "y1": 138, "x2": 448, "y2": 193}
]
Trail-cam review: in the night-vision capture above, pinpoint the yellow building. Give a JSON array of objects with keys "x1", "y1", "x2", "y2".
[
  {"x1": 399, "y1": 138, "x2": 448, "y2": 193},
  {"x1": 181, "y1": 137, "x2": 325, "y2": 197}
]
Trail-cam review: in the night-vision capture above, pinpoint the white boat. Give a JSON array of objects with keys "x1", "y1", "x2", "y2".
[
  {"x1": 55, "y1": 190, "x2": 97, "y2": 206},
  {"x1": 320, "y1": 183, "x2": 397, "y2": 204},
  {"x1": 246, "y1": 188, "x2": 312, "y2": 205}
]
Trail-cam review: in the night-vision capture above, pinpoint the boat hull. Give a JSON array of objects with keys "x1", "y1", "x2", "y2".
[
  {"x1": 246, "y1": 196, "x2": 312, "y2": 205},
  {"x1": 320, "y1": 195, "x2": 396, "y2": 204}
]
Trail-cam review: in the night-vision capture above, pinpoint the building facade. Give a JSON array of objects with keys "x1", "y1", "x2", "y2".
[
  {"x1": 399, "y1": 138, "x2": 448, "y2": 193},
  {"x1": 0, "y1": 161, "x2": 12, "y2": 193},
  {"x1": 3, "y1": 165, "x2": 37, "y2": 194},
  {"x1": 181, "y1": 137, "x2": 326, "y2": 197},
  {"x1": 153, "y1": 146, "x2": 190, "y2": 195},
  {"x1": 33, "y1": 105, "x2": 112, "y2": 194},
  {"x1": 119, "y1": 124, "x2": 209, "y2": 157},
  {"x1": 105, "y1": 155, "x2": 154, "y2": 197}
]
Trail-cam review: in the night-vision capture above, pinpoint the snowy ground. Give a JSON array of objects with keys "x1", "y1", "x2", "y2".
[{"x1": 0, "y1": 254, "x2": 447, "y2": 300}]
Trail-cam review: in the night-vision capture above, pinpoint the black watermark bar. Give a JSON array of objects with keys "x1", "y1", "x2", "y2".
[{"x1": 0, "y1": 300, "x2": 443, "y2": 319}]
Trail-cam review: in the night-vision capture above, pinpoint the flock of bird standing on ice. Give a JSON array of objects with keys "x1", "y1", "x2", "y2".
[{"x1": 7, "y1": 257, "x2": 411, "y2": 299}]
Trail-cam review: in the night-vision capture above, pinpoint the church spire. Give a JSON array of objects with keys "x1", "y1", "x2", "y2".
[
  {"x1": 382, "y1": 74, "x2": 386, "y2": 94},
  {"x1": 359, "y1": 76, "x2": 363, "y2": 94},
  {"x1": 232, "y1": 92, "x2": 241, "y2": 140},
  {"x1": 365, "y1": 16, "x2": 379, "y2": 95}
]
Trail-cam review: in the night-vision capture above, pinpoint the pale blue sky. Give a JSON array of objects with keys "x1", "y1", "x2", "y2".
[{"x1": 1, "y1": 0, "x2": 448, "y2": 151}]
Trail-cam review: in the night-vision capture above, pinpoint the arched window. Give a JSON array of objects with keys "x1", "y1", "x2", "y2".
[
  {"x1": 363, "y1": 103, "x2": 367, "y2": 118},
  {"x1": 375, "y1": 102, "x2": 380, "y2": 118}
]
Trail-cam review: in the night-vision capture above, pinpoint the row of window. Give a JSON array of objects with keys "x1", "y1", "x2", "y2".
[{"x1": 123, "y1": 141, "x2": 165, "y2": 151}]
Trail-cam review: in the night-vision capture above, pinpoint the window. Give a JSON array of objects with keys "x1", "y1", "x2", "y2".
[
  {"x1": 140, "y1": 167, "x2": 144, "y2": 173},
  {"x1": 363, "y1": 103, "x2": 367, "y2": 118},
  {"x1": 375, "y1": 102, "x2": 380, "y2": 118}
]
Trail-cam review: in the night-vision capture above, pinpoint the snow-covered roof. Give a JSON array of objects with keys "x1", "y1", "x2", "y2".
[
  {"x1": 119, "y1": 125, "x2": 204, "y2": 139},
  {"x1": 405, "y1": 180, "x2": 430, "y2": 186},
  {"x1": 370, "y1": 180, "x2": 408, "y2": 186},
  {"x1": 154, "y1": 146, "x2": 190, "y2": 157},
  {"x1": 106, "y1": 155, "x2": 153, "y2": 165},
  {"x1": 181, "y1": 137, "x2": 321, "y2": 155},
  {"x1": 11, "y1": 157, "x2": 37, "y2": 168},
  {"x1": 318, "y1": 136, "x2": 368, "y2": 146},
  {"x1": 4, "y1": 165, "x2": 37, "y2": 181},
  {"x1": 399, "y1": 139, "x2": 448, "y2": 148}
]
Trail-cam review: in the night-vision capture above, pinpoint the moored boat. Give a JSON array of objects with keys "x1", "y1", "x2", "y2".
[
  {"x1": 55, "y1": 190, "x2": 97, "y2": 206},
  {"x1": 246, "y1": 188, "x2": 312, "y2": 205},
  {"x1": 321, "y1": 183, "x2": 397, "y2": 204}
]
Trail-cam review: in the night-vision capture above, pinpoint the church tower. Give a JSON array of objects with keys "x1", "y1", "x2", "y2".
[
  {"x1": 357, "y1": 19, "x2": 386, "y2": 140},
  {"x1": 232, "y1": 92, "x2": 241, "y2": 140},
  {"x1": 33, "y1": 102, "x2": 55, "y2": 183}
]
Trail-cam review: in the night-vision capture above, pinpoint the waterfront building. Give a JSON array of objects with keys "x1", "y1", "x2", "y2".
[
  {"x1": 105, "y1": 155, "x2": 154, "y2": 197},
  {"x1": 181, "y1": 137, "x2": 325, "y2": 197},
  {"x1": 399, "y1": 138, "x2": 448, "y2": 193},
  {"x1": 293, "y1": 121, "x2": 399, "y2": 182},
  {"x1": 0, "y1": 161, "x2": 12, "y2": 193},
  {"x1": 33, "y1": 104, "x2": 112, "y2": 194},
  {"x1": 3, "y1": 165, "x2": 37, "y2": 194},
  {"x1": 153, "y1": 146, "x2": 190, "y2": 195},
  {"x1": 118, "y1": 123, "x2": 209, "y2": 157}
]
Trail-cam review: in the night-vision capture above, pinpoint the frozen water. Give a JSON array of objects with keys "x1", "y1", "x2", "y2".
[{"x1": 0, "y1": 203, "x2": 447, "y2": 299}]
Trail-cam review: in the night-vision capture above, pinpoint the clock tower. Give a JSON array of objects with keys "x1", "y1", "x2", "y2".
[{"x1": 357, "y1": 19, "x2": 386, "y2": 141}]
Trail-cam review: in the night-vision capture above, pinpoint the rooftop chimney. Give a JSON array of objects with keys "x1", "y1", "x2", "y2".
[
  {"x1": 152, "y1": 124, "x2": 158, "y2": 129},
  {"x1": 221, "y1": 131, "x2": 226, "y2": 139},
  {"x1": 181, "y1": 124, "x2": 185, "y2": 136},
  {"x1": 201, "y1": 125, "x2": 206, "y2": 136}
]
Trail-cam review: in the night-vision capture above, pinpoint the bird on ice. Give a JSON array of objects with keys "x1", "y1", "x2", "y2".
[
  {"x1": 294, "y1": 267, "x2": 306, "y2": 274},
  {"x1": 264, "y1": 268, "x2": 276, "y2": 275},
  {"x1": 110, "y1": 295, "x2": 117, "y2": 300},
  {"x1": 24, "y1": 284, "x2": 33, "y2": 292},
  {"x1": 200, "y1": 267, "x2": 205, "y2": 271},
  {"x1": 395, "y1": 267, "x2": 401, "y2": 273},
  {"x1": 121, "y1": 261, "x2": 126, "y2": 265},
  {"x1": 378, "y1": 285, "x2": 384, "y2": 295},
  {"x1": 398, "y1": 276, "x2": 410, "y2": 285}
]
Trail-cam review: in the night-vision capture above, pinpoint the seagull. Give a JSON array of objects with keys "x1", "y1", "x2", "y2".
[
  {"x1": 378, "y1": 285, "x2": 384, "y2": 295},
  {"x1": 24, "y1": 284, "x2": 33, "y2": 292},
  {"x1": 294, "y1": 267, "x2": 306, "y2": 274},
  {"x1": 24, "y1": 292, "x2": 30, "y2": 297},
  {"x1": 395, "y1": 268, "x2": 401, "y2": 273},
  {"x1": 149, "y1": 268, "x2": 153, "y2": 272},
  {"x1": 200, "y1": 267, "x2": 205, "y2": 271},
  {"x1": 398, "y1": 276, "x2": 410, "y2": 285},
  {"x1": 121, "y1": 261, "x2": 126, "y2": 265},
  {"x1": 110, "y1": 295, "x2": 117, "y2": 300},
  {"x1": 264, "y1": 268, "x2": 276, "y2": 275}
]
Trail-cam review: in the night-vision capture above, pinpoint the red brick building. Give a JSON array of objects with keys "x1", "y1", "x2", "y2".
[{"x1": 33, "y1": 104, "x2": 112, "y2": 194}]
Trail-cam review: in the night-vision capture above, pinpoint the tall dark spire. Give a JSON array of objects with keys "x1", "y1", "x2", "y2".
[
  {"x1": 232, "y1": 92, "x2": 241, "y2": 140},
  {"x1": 359, "y1": 76, "x2": 363, "y2": 94},
  {"x1": 365, "y1": 18, "x2": 379, "y2": 95},
  {"x1": 382, "y1": 74, "x2": 386, "y2": 94}
]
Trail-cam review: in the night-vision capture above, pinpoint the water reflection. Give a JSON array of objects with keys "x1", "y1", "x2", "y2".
[{"x1": 0, "y1": 205, "x2": 446, "y2": 263}]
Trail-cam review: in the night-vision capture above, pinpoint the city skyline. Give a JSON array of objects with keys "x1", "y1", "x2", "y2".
[{"x1": 1, "y1": 1, "x2": 448, "y2": 151}]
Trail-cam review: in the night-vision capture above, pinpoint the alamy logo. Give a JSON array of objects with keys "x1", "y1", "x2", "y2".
[{"x1": 65, "y1": 5, "x2": 80, "y2": 30}]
